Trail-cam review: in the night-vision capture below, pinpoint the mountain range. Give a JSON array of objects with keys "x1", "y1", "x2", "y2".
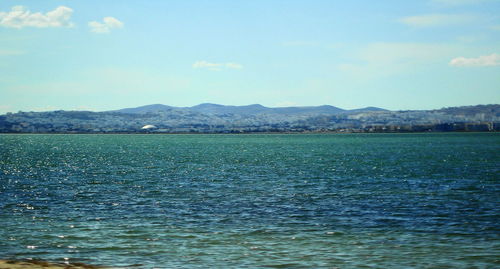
[
  {"x1": 113, "y1": 103, "x2": 386, "y2": 115},
  {"x1": 1, "y1": 104, "x2": 498, "y2": 133}
]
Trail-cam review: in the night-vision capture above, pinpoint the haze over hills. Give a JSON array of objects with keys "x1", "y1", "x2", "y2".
[
  {"x1": 0, "y1": 104, "x2": 498, "y2": 133},
  {"x1": 113, "y1": 103, "x2": 386, "y2": 115}
]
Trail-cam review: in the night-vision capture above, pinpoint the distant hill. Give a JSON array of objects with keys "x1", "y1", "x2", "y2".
[
  {"x1": 112, "y1": 103, "x2": 362, "y2": 116},
  {"x1": 114, "y1": 104, "x2": 174, "y2": 114},
  {"x1": 349, "y1": 106, "x2": 388, "y2": 113},
  {"x1": 1, "y1": 104, "x2": 498, "y2": 133},
  {"x1": 271, "y1": 105, "x2": 346, "y2": 115},
  {"x1": 189, "y1": 103, "x2": 270, "y2": 115}
]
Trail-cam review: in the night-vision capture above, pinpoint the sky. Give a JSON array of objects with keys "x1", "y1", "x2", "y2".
[{"x1": 0, "y1": 0, "x2": 499, "y2": 113}]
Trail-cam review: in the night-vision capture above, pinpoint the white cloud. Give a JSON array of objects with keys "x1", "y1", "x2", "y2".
[
  {"x1": 359, "y1": 43, "x2": 458, "y2": 64},
  {"x1": 193, "y1": 61, "x2": 243, "y2": 71},
  {"x1": 400, "y1": 14, "x2": 476, "y2": 27},
  {"x1": 225, "y1": 63, "x2": 243, "y2": 69},
  {"x1": 449, "y1": 53, "x2": 500, "y2": 67},
  {"x1": 431, "y1": 0, "x2": 490, "y2": 6},
  {"x1": 0, "y1": 5, "x2": 73, "y2": 28},
  {"x1": 193, "y1": 61, "x2": 222, "y2": 70},
  {"x1": 336, "y1": 42, "x2": 464, "y2": 78},
  {"x1": 88, "y1": 17, "x2": 123, "y2": 34}
]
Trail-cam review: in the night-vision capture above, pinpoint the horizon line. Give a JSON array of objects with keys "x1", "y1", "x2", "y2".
[{"x1": 3, "y1": 103, "x2": 499, "y2": 114}]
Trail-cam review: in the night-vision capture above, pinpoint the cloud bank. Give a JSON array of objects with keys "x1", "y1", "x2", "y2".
[
  {"x1": 449, "y1": 53, "x2": 500, "y2": 67},
  {"x1": 88, "y1": 17, "x2": 123, "y2": 33},
  {"x1": 400, "y1": 14, "x2": 475, "y2": 27},
  {"x1": 0, "y1": 6, "x2": 73, "y2": 28},
  {"x1": 193, "y1": 61, "x2": 243, "y2": 71},
  {"x1": 431, "y1": 0, "x2": 491, "y2": 6}
]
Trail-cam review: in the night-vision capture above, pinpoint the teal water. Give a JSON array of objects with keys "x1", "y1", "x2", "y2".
[{"x1": 0, "y1": 133, "x2": 499, "y2": 268}]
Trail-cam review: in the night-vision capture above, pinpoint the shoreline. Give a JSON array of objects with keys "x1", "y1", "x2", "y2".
[{"x1": 0, "y1": 130, "x2": 498, "y2": 135}]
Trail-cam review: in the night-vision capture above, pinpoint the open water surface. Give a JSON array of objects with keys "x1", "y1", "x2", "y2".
[{"x1": 0, "y1": 133, "x2": 499, "y2": 268}]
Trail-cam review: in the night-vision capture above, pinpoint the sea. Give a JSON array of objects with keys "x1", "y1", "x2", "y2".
[{"x1": 0, "y1": 133, "x2": 498, "y2": 268}]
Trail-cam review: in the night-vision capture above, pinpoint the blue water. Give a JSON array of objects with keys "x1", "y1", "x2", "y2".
[{"x1": 0, "y1": 133, "x2": 499, "y2": 268}]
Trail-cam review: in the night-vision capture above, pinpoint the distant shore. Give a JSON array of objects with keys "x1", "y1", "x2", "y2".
[
  {"x1": 0, "y1": 129, "x2": 499, "y2": 135},
  {"x1": 1, "y1": 104, "x2": 498, "y2": 134}
]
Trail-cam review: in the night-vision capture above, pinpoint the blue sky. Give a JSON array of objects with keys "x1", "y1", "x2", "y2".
[{"x1": 0, "y1": 0, "x2": 499, "y2": 113}]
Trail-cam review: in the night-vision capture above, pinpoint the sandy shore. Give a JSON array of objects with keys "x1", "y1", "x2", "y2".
[{"x1": 0, "y1": 260, "x2": 104, "y2": 269}]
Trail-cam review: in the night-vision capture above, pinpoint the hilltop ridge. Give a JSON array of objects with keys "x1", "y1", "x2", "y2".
[
  {"x1": 1, "y1": 104, "x2": 498, "y2": 133},
  {"x1": 111, "y1": 103, "x2": 382, "y2": 115}
]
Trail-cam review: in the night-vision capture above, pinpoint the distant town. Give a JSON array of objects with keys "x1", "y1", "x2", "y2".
[{"x1": 0, "y1": 104, "x2": 498, "y2": 133}]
